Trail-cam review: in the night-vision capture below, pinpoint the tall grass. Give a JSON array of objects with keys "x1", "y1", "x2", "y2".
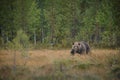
[
  {"x1": 107, "y1": 50, "x2": 120, "y2": 80},
  {"x1": 0, "y1": 49, "x2": 119, "y2": 80}
]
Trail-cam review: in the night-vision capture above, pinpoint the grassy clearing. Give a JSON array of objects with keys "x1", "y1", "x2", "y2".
[{"x1": 0, "y1": 49, "x2": 119, "y2": 80}]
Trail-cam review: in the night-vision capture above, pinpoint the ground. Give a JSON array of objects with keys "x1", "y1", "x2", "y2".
[{"x1": 0, "y1": 49, "x2": 119, "y2": 80}]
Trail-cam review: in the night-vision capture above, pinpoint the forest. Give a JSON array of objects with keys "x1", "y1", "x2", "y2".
[
  {"x1": 0, "y1": 0, "x2": 120, "y2": 49},
  {"x1": 0, "y1": 0, "x2": 120, "y2": 80}
]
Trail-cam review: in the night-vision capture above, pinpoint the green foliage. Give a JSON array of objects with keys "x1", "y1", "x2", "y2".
[
  {"x1": 28, "y1": 0, "x2": 40, "y2": 32},
  {"x1": 12, "y1": 30, "x2": 29, "y2": 59},
  {"x1": 0, "y1": 0, "x2": 120, "y2": 48},
  {"x1": 13, "y1": 30, "x2": 29, "y2": 50}
]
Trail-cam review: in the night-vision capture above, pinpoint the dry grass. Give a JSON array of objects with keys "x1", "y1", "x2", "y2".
[
  {"x1": 0, "y1": 49, "x2": 118, "y2": 80},
  {"x1": 0, "y1": 49, "x2": 117, "y2": 69}
]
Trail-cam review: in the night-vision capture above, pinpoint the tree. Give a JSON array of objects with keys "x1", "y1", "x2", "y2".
[
  {"x1": 111, "y1": 0, "x2": 120, "y2": 47},
  {"x1": 0, "y1": 0, "x2": 15, "y2": 44},
  {"x1": 0, "y1": 0, "x2": 120, "y2": 48},
  {"x1": 27, "y1": 0, "x2": 40, "y2": 45},
  {"x1": 6, "y1": 29, "x2": 29, "y2": 78}
]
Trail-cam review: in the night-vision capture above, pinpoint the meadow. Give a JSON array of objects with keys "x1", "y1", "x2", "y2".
[{"x1": 0, "y1": 49, "x2": 119, "y2": 80}]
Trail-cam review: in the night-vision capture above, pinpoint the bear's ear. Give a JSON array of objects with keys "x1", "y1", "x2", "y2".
[
  {"x1": 78, "y1": 43, "x2": 80, "y2": 45},
  {"x1": 72, "y1": 42, "x2": 74, "y2": 45}
]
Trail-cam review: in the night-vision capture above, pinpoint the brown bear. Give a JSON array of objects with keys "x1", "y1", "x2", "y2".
[{"x1": 70, "y1": 41, "x2": 90, "y2": 55}]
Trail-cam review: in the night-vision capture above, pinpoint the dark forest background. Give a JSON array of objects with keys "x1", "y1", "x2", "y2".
[{"x1": 0, "y1": 0, "x2": 120, "y2": 49}]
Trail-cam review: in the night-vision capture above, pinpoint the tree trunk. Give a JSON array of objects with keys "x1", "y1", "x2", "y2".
[
  {"x1": 13, "y1": 50, "x2": 16, "y2": 76},
  {"x1": 95, "y1": 23, "x2": 100, "y2": 43},
  {"x1": 41, "y1": 25, "x2": 44, "y2": 43},
  {"x1": 71, "y1": 1, "x2": 78, "y2": 39},
  {"x1": 40, "y1": 8, "x2": 45, "y2": 43},
  {"x1": 50, "y1": 1, "x2": 55, "y2": 44},
  {"x1": 34, "y1": 31, "x2": 36, "y2": 45},
  {"x1": 6, "y1": 36, "x2": 9, "y2": 43}
]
